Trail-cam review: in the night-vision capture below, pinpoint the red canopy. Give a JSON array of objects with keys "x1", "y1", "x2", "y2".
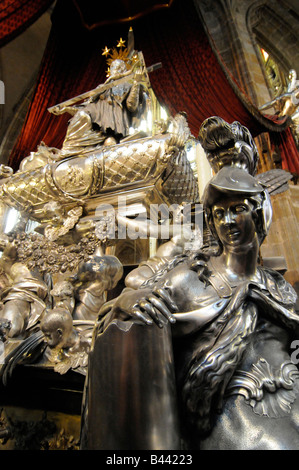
[{"x1": 4, "y1": 0, "x2": 298, "y2": 174}]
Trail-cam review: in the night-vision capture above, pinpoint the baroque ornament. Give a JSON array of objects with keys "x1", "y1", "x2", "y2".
[
  {"x1": 227, "y1": 358, "x2": 299, "y2": 418},
  {"x1": 14, "y1": 231, "x2": 102, "y2": 274},
  {"x1": 0, "y1": 28, "x2": 297, "y2": 451}
]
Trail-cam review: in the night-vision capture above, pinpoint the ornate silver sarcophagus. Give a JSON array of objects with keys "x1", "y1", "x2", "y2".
[{"x1": 0, "y1": 125, "x2": 199, "y2": 226}]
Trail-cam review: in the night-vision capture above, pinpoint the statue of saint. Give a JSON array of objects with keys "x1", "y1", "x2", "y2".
[{"x1": 51, "y1": 59, "x2": 148, "y2": 158}]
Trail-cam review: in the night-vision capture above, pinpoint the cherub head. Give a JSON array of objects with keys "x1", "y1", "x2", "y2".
[
  {"x1": 40, "y1": 308, "x2": 74, "y2": 349},
  {"x1": 109, "y1": 59, "x2": 128, "y2": 78}
]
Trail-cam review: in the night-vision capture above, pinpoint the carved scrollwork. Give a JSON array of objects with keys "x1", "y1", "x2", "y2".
[{"x1": 226, "y1": 357, "x2": 299, "y2": 418}]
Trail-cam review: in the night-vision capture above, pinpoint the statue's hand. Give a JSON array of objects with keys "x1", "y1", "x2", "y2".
[
  {"x1": 133, "y1": 68, "x2": 144, "y2": 83},
  {"x1": 50, "y1": 105, "x2": 64, "y2": 115},
  {"x1": 110, "y1": 286, "x2": 178, "y2": 328},
  {"x1": 50, "y1": 105, "x2": 76, "y2": 116}
]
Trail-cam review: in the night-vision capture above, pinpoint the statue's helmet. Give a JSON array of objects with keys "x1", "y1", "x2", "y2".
[
  {"x1": 198, "y1": 116, "x2": 259, "y2": 176},
  {"x1": 203, "y1": 166, "x2": 272, "y2": 247}
]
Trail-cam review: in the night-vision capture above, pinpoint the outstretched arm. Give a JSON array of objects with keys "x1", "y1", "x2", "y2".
[{"x1": 49, "y1": 105, "x2": 78, "y2": 116}]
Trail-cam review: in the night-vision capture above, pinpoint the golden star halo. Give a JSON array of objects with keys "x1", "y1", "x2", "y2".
[
  {"x1": 102, "y1": 46, "x2": 110, "y2": 56},
  {"x1": 101, "y1": 37, "x2": 138, "y2": 77},
  {"x1": 117, "y1": 38, "x2": 126, "y2": 48}
]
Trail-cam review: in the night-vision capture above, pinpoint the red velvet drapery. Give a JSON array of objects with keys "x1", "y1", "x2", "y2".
[
  {"x1": 270, "y1": 127, "x2": 299, "y2": 174},
  {"x1": 0, "y1": 0, "x2": 54, "y2": 48},
  {"x1": 7, "y1": 0, "x2": 299, "y2": 173}
]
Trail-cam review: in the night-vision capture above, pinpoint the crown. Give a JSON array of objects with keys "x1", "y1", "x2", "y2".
[{"x1": 102, "y1": 30, "x2": 138, "y2": 77}]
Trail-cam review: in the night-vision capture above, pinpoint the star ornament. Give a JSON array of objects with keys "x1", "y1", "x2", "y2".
[
  {"x1": 117, "y1": 38, "x2": 126, "y2": 48},
  {"x1": 102, "y1": 46, "x2": 110, "y2": 57}
]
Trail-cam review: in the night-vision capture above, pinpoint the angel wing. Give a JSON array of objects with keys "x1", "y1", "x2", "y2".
[{"x1": 255, "y1": 169, "x2": 294, "y2": 195}]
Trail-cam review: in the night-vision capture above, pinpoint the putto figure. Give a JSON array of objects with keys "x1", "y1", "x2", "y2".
[{"x1": 82, "y1": 116, "x2": 299, "y2": 450}]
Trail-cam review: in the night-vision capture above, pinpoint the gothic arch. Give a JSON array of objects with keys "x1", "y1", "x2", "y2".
[{"x1": 247, "y1": 1, "x2": 299, "y2": 75}]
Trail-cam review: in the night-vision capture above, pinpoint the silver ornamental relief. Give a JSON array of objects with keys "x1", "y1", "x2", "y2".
[{"x1": 226, "y1": 357, "x2": 299, "y2": 418}]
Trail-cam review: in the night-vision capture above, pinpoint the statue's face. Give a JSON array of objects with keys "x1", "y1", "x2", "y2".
[
  {"x1": 110, "y1": 59, "x2": 127, "y2": 77},
  {"x1": 42, "y1": 326, "x2": 63, "y2": 348},
  {"x1": 212, "y1": 197, "x2": 256, "y2": 248}
]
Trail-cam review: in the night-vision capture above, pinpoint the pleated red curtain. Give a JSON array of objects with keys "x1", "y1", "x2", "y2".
[
  {"x1": 7, "y1": 0, "x2": 299, "y2": 174},
  {"x1": 270, "y1": 127, "x2": 299, "y2": 174},
  {"x1": 129, "y1": 0, "x2": 273, "y2": 136},
  {"x1": 0, "y1": 0, "x2": 54, "y2": 47}
]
